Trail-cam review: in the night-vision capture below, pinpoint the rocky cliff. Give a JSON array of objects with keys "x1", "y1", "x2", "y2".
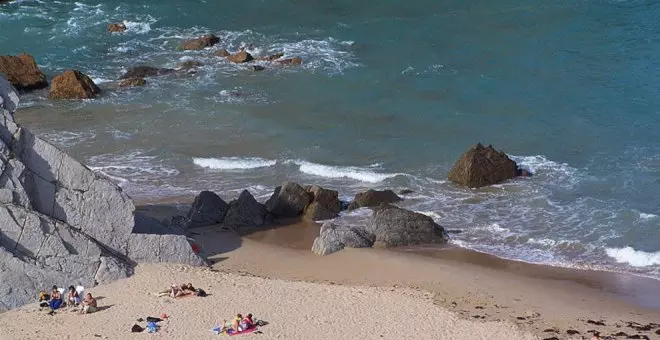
[{"x1": 0, "y1": 75, "x2": 205, "y2": 311}]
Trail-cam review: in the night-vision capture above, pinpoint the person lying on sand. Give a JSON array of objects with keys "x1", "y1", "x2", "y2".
[
  {"x1": 80, "y1": 293, "x2": 97, "y2": 314},
  {"x1": 232, "y1": 314, "x2": 243, "y2": 332},
  {"x1": 240, "y1": 314, "x2": 254, "y2": 331},
  {"x1": 181, "y1": 283, "x2": 196, "y2": 293}
]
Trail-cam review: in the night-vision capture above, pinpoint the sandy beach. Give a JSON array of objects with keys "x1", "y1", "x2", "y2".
[{"x1": 1, "y1": 203, "x2": 660, "y2": 340}]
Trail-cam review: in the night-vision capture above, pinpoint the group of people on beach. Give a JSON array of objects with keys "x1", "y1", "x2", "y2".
[
  {"x1": 157, "y1": 282, "x2": 207, "y2": 298},
  {"x1": 214, "y1": 313, "x2": 258, "y2": 335},
  {"x1": 39, "y1": 285, "x2": 97, "y2": 315}
]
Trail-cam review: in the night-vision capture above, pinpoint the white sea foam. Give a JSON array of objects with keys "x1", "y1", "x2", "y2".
[
  {"x1": 510, "y1": 154, "x2": 579, "y2": 184},
  {"x1": 639, "y1": 212, "x2": 658, "y2": 220},
  {"x1": 526, "y1": 238, "x2": 557, "y2": 247},
  {"x1": 606, "y1": 246, "x2": 660, "y2": 267},
  {"x1": 124, "y1": 20, "x2": 152, "y2": 34},
  {"x1": 415, "y1": 211, "x2": 443, "y2": 221},
  {"x1": 40, "y1": 131, "x2": 96, "y2": 148},
  {"x1": 193, "y1": 157, "x2": 276, "y2": 170},
  {"x1": 292, "y1": 160, "x2": 402, "y2": 183}
]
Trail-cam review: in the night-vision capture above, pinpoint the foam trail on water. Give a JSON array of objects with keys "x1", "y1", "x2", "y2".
[
  {"x1": 193, "y1": 157, "x2": 276, "y2": 170},
  {"x1": 293, "y1": 160, "x2": 403, "y2": 183},
  {"x1": 606, "y1": 247, "x2": 660, "y2": 267}
]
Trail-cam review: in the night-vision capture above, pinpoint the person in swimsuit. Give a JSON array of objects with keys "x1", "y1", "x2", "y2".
[
  {"x1": 80, "y1": 293, "x2": 97, "y2": 314},
  {"x1": 49, "y1": 286, "x2": 63, "y2": 312},
  {"x1": 66, "y1": 286, "x2": 80, "y2": 307}
]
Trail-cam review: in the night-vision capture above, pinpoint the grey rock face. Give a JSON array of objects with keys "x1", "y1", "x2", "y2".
[
  {"x1": 0, "y1": 75, "x2": 206, "y2": 312},
  {"x1": 223, "y1": 190, "x2": 269, "y2": 227},
  {"x1": 186, "y1": 191, "x2": 229, "y2": 228},
  {"x1": 265, "y1": 181, "x2": 312, "y2": 218},
  {"x1": 366, "y1": 205, "x2": 448, "y2": 247},
  {"x1": 311, "y1": 222, "x2": 374, "y2": 256}
]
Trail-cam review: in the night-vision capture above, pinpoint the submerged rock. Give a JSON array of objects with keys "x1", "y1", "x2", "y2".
[
  {"x1": 180, "y1": 34, "x2": 219, "y2": 50},
  {"x1": 0, "y1": 54, "x2": 48, "y2": 91},
  {"x1": 366, "y1": 205, "x2": 447, "y2": 247},
  {"x1": 177, "y1": 60, "x2": 203, "y2": 70},
  {"x1": 226, "y1": 51, "x2": 253, "y2": 63},
  {"x1": 118, "y1": 77, "x2": 146, "y2": 88},
  {"x1": 276, "y1": 57, "x2": 303, "y2": 65},
  {"x1": 186, "y1": 191, "x2": 229, "y2": 228},
  {"x1": 347, "y1": 189, "x2": 402, "y2": 210},
  {"x1": 107, "y1": 22, "x2": 127, "y2": 32},
  {"x1": 248, "y1": 65, "x2": 265, "y2": 71},
  {"x1": 215, "y1": 49, "x2": 230, "y2": 57},
  {"x1": 48, "y1": 70, "x2": 100, "y2": 100},
  {"x1": 256, "y1": 52, "x2": 284, "y2": 61},
  {"x1": 265, "y1": 181, "x2": 312, "y2": 218},
  {"x1": 120, "y1": 66, "x2": 175, "y2": 79},
  {"x1": 447, "y1": 143, "x2": 518, "y2": 188}
]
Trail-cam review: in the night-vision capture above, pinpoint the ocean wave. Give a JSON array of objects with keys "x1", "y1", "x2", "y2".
[
  {"x1": 292, "y1": 160, "x2": 403, "y2": 183},
  {"x1": 193, "y1": 157, "x2": 277, "y2": 170},
  {"x1": 124, "y1": 20, "x2": 152, "y2": 34},
  {"x1": 639, "y1": 212, "x2": 658, "y2": 220},
  {"x1": 606, "y1": 246, "x2": 660, "y2": 267},
  {"x1": 510, "y1": 154, "x2": 580, "y2": 184},
  {"x1": 40, "y1": 130, "x2": 96, "y2": 148}
]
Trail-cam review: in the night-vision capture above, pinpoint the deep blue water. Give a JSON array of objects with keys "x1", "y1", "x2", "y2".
[{"x1": 2, "y1": 0, "x2": 660, "y2": 276}]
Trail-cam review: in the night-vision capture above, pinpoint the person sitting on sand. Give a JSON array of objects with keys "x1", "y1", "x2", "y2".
[
  {"x1": 80, "y1": 293, "x2": 97, "y2": 314},
  {"x1": 49, "y1": 285, "x2": 63, "y2": 312},
  {"x1": 66, "y1": 286, "x2": 80, "y2": 307}
]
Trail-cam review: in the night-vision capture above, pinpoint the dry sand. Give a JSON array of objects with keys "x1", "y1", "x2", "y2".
[{"x1": 0, "y1": 264, "x2": 536, "y2": 340}]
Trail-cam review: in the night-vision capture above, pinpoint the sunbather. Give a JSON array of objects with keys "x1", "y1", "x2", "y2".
[
  {"x1": 231, "y1": 314, "x2": 243, "y2": 332},
  {"x1": 49, "y1": 285, "x2": 63, "y2": 312},
  {"x1": 240, "y1": 314, "x2": 254, "y2": 330},
  {"x1": 80, "y1": 293, "x2": 97, "y2": 314},
  {"x1": 66, "y1": 286, "x2": 81, "y2": 307}
]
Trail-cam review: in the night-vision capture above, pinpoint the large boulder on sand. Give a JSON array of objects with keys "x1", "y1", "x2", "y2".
[
  {"x1": 48, "y1": 70, "x2": 100, "y2": 100},
  {"x1": 265, "y1": 181, "x2": 312, "y2": 218},
  {"x1": 366, "y1": 205, "x2": 447, "y2": 247},
  {"x1": 0, "y1": 54, "x2": 48, "y2": 91},
  {"x1": 224, "y1": 190, "x2": 269, "y2": 227},
  {"x1": 311, "y1": 222, "x2": 374, "y2": 255},
  {"x1": 347, "y1": 189, "x2": 401, "y2": 210},
  {"x1": 186, "y1": 191, "x2": 229, "y2": 228},
  {"x1": 304, "y1": 185, "x2": 341, "y2": 221},
  {"x1": 120, "y1": 66, "x2": 175, "y2": 79},
  {"x1": 447, "y1": 143, "x2": 518, "y2": 188},
  {"x1": 0, "y1": 75, "x2": 205, "y2": 311},
  {"x1": 180, "y1": 34, "x2": 220, "y2": 50},
  {"x1": 226, "y1": 51, "x2": 254, "y2": 63}
]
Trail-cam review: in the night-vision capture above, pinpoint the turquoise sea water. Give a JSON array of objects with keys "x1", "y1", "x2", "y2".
[{"x1": 2, "y1": 0, "x2": 660, "y2": 277}]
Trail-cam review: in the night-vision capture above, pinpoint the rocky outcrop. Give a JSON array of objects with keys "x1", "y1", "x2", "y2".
[
  {"x1": 48, "y1": 70, "x2": 100, "y2": 100},
  {"x1": 303, "y1": 185, "x2": 340, "y2": 221},
  {"x1": 120, "y1": 66, "x2": 175, "y2": 79},
  {"x1": 107, "y1": 23, "x2": 127, "y2": 33},
  {"x1": 118, "y1": 77, "x2": 146, "y2": 88},
  {"x1": 311, "y1": 222, "x2": 374, "y2": 255},
  {"x1": 366, "y1": 205, "x2": 447, "y2": 247},
  {"x1": 185, "y1": 191, "x2": 229, "y2": 228},
  {"x1": 0, "y1": 54, "x2": 48, "y2": 91},
  {"x1": 0, "y1": 75, "x2": 205, "y2": 311},
  {"x1": 447, "y1": 143, "x2": 518, "y2": 188},
  {"x1": 180, "y1": 34, "x2": 219, "y2": 50},
  {"x1": 265, "y1": 181, "x2": 312, "y2": 218},
  {"x1": 257, "y1": 52, "x2": 284, "y2": 61},
  {"x1": 276, "y1": 57, "x2": 303, "y2": 65},
  {"x1": 224, "y1": 190, "x2": 269, "y2": 227},
  {"x1": 226, "y1": 51, "x2": 253, "y2": 63},
  {"x1": 347, "y1": 189, "x2": 401, "y2": 210}
]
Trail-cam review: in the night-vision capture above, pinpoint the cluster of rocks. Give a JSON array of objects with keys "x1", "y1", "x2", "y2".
[
  {"x1": 0, "y1": 54, "x2": 100, "y2": 100},
  {"x1": 0, "y1": 76, "x2": 205, "y2": 311}
]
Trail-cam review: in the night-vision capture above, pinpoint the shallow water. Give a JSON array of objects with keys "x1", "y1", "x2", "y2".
[{"x1": 2, "y1": 0, "x2": 660, "y2": 278}]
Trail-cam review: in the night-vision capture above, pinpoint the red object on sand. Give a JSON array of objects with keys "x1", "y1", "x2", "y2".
[
  {"x1": 191, "y1": 243, "x2": 201, "y2": 254},
  {"x1": 161, "y1": 313, "x2": 168, "y2": 319}
]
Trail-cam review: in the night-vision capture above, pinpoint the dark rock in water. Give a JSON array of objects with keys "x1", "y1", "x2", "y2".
[
  {"x1": 339, "y1": 200, "x2": 350, "y2": 211},
  {"x1": 118, "y1": 77, "x2": 146, "y2": 88},
  {"x1": 48, "y1": 70, "x2": 100, "y2": 100},
  {"x1": 303, "y1": 185, "x2": 341, "y2": 221},
  {"x1": 448, "y1": 143, "x2": 518, "y2": 188},
  {"x1": 248, "y1": 65, "x2": 265, "y2": 71},
  {"x1": 107, "y1": 23, "x2": 127, "y2": 32},
  {"x1": 276, "y1": 57, "x2": 303, "y2": 65},
  {"x1": 177, "y1": 60, "x2": 203, "y2": 70},
  {"x1": 120, "y1": 66, "x2": 175, "y2": 79},
  {"x1": 223, "y1": 190, "x2": 269, "y2": 227},
  {"x1": 0, "y1": 75, "x2": 206, "y2": 311},
  {"x1": 256, "y1": 52, "x2": 284, "y2": 61},
  {"x1": 265, "y1": 181, "x2": 312, "y2": 218},
  {"x1": 180, "y1": 34, "x2": 219, "y2": 50},
  {"x1": 516, "y1": 167, "x2": 533, "y2": 177},
  {"x1": 0, "y1": 54, "x2": 48, "y2": 91},
  {"x1": 366, "y1": 205, "x2": 447, "y2": 247},
  {"x1": 186, "y1": 191, "x2": 229, "y2": 228},
  {"x1": 347, "y1": 189, "x2": 402, "y2": 210},
  {"x1": 215, "y1": 49, "x2": 230, "y2": 57},
  {"x1": 398, "y1": 189, "x2": 414, "y2": 195},
  {"x1": 226, "y1": 50, "x2": 254, "y2": 63},
  {"x1": 311, "y1": 222, "x2": 374, "y2": 255}
]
